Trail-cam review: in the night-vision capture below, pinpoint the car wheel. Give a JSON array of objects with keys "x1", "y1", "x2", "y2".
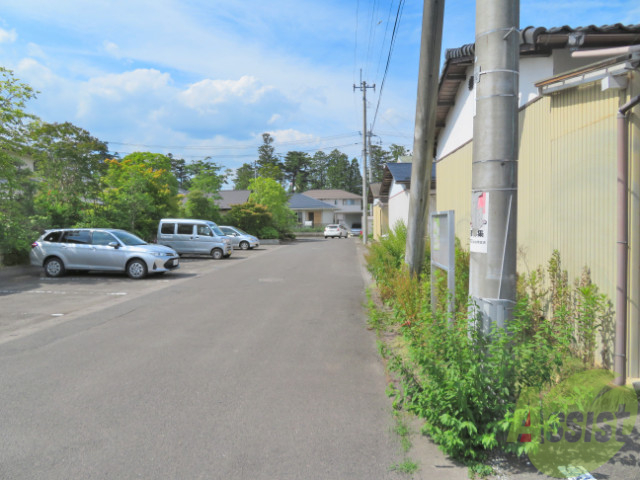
[
  {"x1": 127, "y1": 259, "x2": 147, "y2": 279},
  {"x1": 239, "y1": 241, "x2": 250, "y2": 250},
  {"x1": 44, "y1": 257, "x2": 65, "y2": 278},
  {"x1": 325, "y1": 236, "x2": 328, "y2": 239},
  {"x1": 211, "y1": 248, "x2": 223, "y2": 260}
]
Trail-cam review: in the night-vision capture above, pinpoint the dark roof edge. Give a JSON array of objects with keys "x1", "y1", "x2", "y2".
[{"x1": 445, "y1": 23, "x2": 640, "y2": 60}]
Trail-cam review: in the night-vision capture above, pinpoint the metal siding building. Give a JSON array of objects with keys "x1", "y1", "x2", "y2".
[{"x1": 435, "y1": 28, "x2": 640, "y2": 377}]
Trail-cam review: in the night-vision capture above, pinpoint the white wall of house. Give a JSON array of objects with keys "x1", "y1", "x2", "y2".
[
  {"x1": 437, "y1": 56, "x2": 554, "y2": 159},
  {"x1": 388, "y1": 182, "x2": 410, "y2": 230}
]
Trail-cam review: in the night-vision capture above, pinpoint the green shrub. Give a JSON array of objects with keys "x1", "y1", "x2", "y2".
[{"x1": 367, "y1": 241, "x2": 612, "y2": 470}]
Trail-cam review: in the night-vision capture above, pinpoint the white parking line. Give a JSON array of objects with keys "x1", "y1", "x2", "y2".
[{"x1": 0, "y1": 289, "x2": 128, "y2": 296}]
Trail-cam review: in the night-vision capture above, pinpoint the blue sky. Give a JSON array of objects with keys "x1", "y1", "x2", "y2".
[{"x1": 1, "y1": 1, "x2": 638, "y2": 178}]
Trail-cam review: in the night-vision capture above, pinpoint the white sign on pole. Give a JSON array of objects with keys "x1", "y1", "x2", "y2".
[{"x1": 470, "y1": 191, "x2": 488, "y2": 253}]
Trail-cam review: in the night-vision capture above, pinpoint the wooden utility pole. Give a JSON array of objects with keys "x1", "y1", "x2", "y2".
[
  {"x1": 354, "y1": 79, "x2": 375, "y2": 245},
  {"x1": 405, "y1": 0, "x2": 445, "y2": 275}
]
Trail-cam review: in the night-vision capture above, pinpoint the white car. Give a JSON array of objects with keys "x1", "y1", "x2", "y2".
[{"x1": 324, "y1": 224, "x2": 348, "y2": 239}]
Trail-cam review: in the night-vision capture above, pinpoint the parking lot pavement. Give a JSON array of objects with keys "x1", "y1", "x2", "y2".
[{"x1": 0, "y1": 246, "x2": 275, "y2": 344}]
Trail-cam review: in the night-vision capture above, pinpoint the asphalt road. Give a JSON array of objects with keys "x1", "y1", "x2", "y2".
[{"x1": 0, "y1": 239, "x2": 413, "y2": 479}]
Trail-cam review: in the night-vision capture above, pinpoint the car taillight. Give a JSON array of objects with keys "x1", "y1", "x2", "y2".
[{"x1": 31, "y1": 242, "x2": 39, "y2": 249}]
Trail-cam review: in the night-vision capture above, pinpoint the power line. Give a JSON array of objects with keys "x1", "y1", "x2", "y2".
[
  {"x1": 370, "y1": 0, "x2": 405, "y2": 134},
  {"x1": 106, "y1": 132, "x2": 361, "y2": 151},
  {"x1": 108, "y1": 142, "x2": 361, "y2": 161}
]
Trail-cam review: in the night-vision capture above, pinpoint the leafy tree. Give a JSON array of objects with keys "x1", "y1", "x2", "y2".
[
  {"x1": 181, "y1": 190, "x2": 221, "y2": 222},
  {"x1": 169, "y1": 154, "x2": 189, "y2": 190},
  {"x1": 85, "y1": 152, "x2": 179, "y2": 240},
  {"x1": 346, "y1": 158, "x2": 363, "y2": 195},
  {"x1": 223, "y1": 202, "x2": 273, "y2": 237},
  {"x1": 256, "y1": 133, "x2": 283, "y2": 182},
  {"x1": 369, "y1": 144, "x2": 391, "y2": 183},
  {"x1": 308, "y1": 150, "x2": 328, "y2": 190},
  {"x1": 325, "y1": 149, "x2": 352, "y2": 190},
  {"x1": 248, "y1": 177, "x2": 295, "y2": 236},
  {"x1": 0, "y1": 68, "x2": 38, "y2": 264},
  {"x1": 186, "y1": 159, "x2": 227, "y2": 196},
  {"x1": 29, "y1": 121, "x2": 108, "y2": 227},
  {"x1": 282, "y1": 150, "x2": 311, "y2": 192},
  {"x1": 233, "y1": 162, "x2": 256, "y2": 190},
  {"x1": 389, "y1": 143, "x2": 410, "y2": 161}
]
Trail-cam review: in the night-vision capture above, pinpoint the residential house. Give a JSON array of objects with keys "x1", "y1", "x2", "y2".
[
  {"x1": 217, "y1": 190, "x2": 251, "y2": 213},
  {"x1": 288, "y1": 193, "x2": 337, "y2": 226},
  {"x1": 374, "y1": 161, "x2": 436, "y2": 240},
  {"x1": 434, "y1": 24, "x2": 640, "y2": 376},
  {"x1": 302, "y1": 189, "x2": 363, "y2": 228}
]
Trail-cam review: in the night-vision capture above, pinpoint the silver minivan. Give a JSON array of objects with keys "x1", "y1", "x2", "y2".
[{"x1": 157, "y1": 219, "x2": 232, "y2": 259}]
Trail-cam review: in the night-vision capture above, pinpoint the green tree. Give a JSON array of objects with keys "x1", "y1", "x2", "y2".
[
  {"x1": 29, "y1": 121, "x2": 108, "y2": 227},
  {"x1": 248, "y1": 177, "x2": 295, "y2": 236},
  {"x1": 0, "y1": 68, "x2": 38, "y2": 264},
  {"x1": 346, "y1": 158, "x2": 363, "y2": 195},
  {"x1": 308, "y1": 151, "x2": 328, "y2": 190},
  {"x1": 369, "y1": 145, "x2": 391, "y2": 183},
  {"x1": 389, "y1": 143, "x2": 410, "y2": 161},
  {"x1": 86, "y1": 152, "x2": 179, "y2": 240},
  {"x1": 325, "y1": 149, "x2": 351, "y2": 190},
  {"x1": 179, "y1": 159, "x2": 226, "y2": 222},
  {"x1": 283, "y1": 150, "x2": 311, "y2": 192},
  {"x1": 223, "y1": 202, "x2": 273, "y2": 237},
  {"x1": 181, "y1": 190, "x2": 221, "y2": 222},
  {"x1": 233, "y1": 162, "x2": 256, "y2": 190},
  {"x1": 169, "y1": 154, "x2": 189, "y2": 190},
  {"x1": 256, "y1": 133, "x2": 283, "y2": 182}
]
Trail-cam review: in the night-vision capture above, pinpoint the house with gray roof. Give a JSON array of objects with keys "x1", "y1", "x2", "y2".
[
  {"x1": 302, "y1": 189, "x2": 363, "y2": 228},
  {"x1": 288, "y1": 193, "x2": 337, "y2": 227}
]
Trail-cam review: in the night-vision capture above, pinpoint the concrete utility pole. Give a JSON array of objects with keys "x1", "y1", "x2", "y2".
[
  {"x1": 468, "y1": 0, "x2": 520, "y2": 330},
  {"x1": 354, "y1": 79, "x2": 375, "y2": 245},
  {"x1": 405, "y1": 0, "x2": 445, "y2": 276}
]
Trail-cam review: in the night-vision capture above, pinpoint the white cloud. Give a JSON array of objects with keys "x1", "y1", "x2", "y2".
[
  {"x1": 15, "y1": 58, "x2": 55, "y2": 88},
  {"x1": 268, "y1": 114, "x2": 282, "y2": 125},
  {"x1": 103, "y1": 40, "x2": 121, "y2": 58},
  {"x1": 26, "y1": 42, "x2": 46, "y2": 59},
  {"x1": 269, "y1": 129, "x2": 317, "y2": 144},
  {"x1": 86, "y1": 69, "x2": 172, "y2": 100},
  {"x1": 0, "y1": 27, "x2": 17, "y2": 43},
  {"x1": 179, "y1": 76, "x2": 275, "y2": 111}
]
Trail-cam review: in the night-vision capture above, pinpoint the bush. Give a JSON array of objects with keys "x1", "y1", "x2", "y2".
[{"x1": 366, "y1": 236, "x2": 613, "y2": 470}]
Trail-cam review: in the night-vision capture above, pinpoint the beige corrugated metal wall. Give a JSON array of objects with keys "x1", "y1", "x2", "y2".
[
  {"x1": 436, "y1": 141, "x2": 473, "y2": 244},
  {"x1": 437, "y1": 77, "x2": 640, "y2": 377}
]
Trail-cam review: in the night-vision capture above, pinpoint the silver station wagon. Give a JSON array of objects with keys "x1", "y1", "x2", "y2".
[{"x1": 30, "y1": 228, "x2": 180, "y2": 279}]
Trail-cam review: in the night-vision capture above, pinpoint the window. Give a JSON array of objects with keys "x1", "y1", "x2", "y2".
[
  {"x1": 61, "y1": 230, "x2": 91, "y2": 244},
  {"x1": 197, "y1": 225, "x2": 212, "y2": 236},
  {"x1": 177, "y1": 223, "x2": 194, "y2": 235},
  {"x1": 43, "y1": 231, "x2": 63, "y2": 243},
  {"x1": 161, "y1": 223, "x2": 176, "y2": 234},
  {"x1": 92, "y1": 231, "x2": 116, "y2": 246},
  {"x1": 344, "y1": 199, "x2": 357, "y2": 206}
]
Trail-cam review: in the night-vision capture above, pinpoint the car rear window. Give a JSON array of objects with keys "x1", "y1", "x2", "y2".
[
  {"x1": 161, "y1": 223, "x2": 176, "y2": 234},
  {"x1": 43, "y1": 231, "x2": 63, "y2": 242}
]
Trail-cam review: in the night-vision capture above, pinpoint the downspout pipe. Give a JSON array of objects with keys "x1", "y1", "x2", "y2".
[{"x1": 615, "y1": 93, "x2": 640, "y2": 386}]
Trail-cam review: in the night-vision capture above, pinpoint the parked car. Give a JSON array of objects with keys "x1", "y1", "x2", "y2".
[
  {"x1": 350, "y1": 228, "x2": 362, "y2": 237},
  {"x1": 30, "y1": 228, "x2": 180, "y2": 279},
  {"x1": 324, "y1": 224, "x2": 349, "y2": 239},
  {"x1": 157, "y1": 218, "x2": 232, "y2": 259},
  {"x1": 219, "y1": 226, "x2": 260, "y2": 250}
]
